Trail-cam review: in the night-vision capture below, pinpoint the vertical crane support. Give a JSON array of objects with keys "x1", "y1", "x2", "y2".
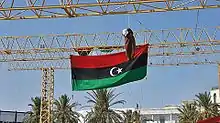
[{"x1": 40, "y1": 68, "x2": 54, "y2": 123}]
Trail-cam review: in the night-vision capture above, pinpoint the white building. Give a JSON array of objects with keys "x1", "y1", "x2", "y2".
[
  {"x1": 210, "y1": 87, "x2": 220, "y2": 104},
  {"x1": 140, "y1": 106, "x2": 179, "y2": 123},
  {"x1": 77, "y1": 106, "x2": 180, "y2": 123},
  {"x1": 1, "y1": 87, "x2": 220, "y2": 123}
]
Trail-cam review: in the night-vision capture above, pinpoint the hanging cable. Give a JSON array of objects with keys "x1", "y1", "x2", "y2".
[
  {"x1": 126, "y1": 0, "x2": 131, "y2": 28},
  {"x1": 128, "y1": 14, "x2": 130, "y2": 28},
  {"x1": 195, "y1": 9, "x2": 200, "y2": 36},
  {"x1": 194, "y1": 6, "x2": 201, "y2": 52}
]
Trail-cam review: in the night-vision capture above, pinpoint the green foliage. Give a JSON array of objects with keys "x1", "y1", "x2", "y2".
[
  {"x1": 53, "y1": 94, "x2": 82, "y2": 123},
  {"x1": 24, "y1": 90, "x2": 220, "y2": 123},
  {"x1": 195, "y1": 91, "x2": 220, "y2": 119},
  {"x1": 178, "y1": 102, "x2": 199, "y2": 123},
  {"x1": 85, "y1": 89, "x2": 126, "y2": 123},
  {"x1": 23, "y1": 97, "x2": 41, "y2": 123},
  {"x1": 24, "y1": 95, "x2": 82, "y2": 123},
  {"x1": 121, "y1": 110, "x2": 141, "y2": 123},
  {"x1": 178, "y1": 91, "x2": 220, "y2": 123}
]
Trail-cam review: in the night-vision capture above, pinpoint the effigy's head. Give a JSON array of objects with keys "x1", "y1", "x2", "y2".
[
  {"x1": 127, "y1": 28, "x2": 133, "y2": 35},
  {"x1": 122, "y1": 28, "x2": 133, "y2": 37},
  {"x1": 122, "y1": 28, "x2": 128, "y2": 37}
]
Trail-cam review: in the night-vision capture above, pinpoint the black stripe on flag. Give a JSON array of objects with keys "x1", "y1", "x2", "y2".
[{"x1": 71, "y1": 53, "x2": 147, "y2": 80}]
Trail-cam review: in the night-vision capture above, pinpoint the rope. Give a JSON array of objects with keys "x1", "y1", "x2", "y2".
[
  {"x1": 195, "y1": 9, "x2": 200, "y2": 37},
  {"x1": 128, "y1": 14, "x2": 130, "y2": 28}
]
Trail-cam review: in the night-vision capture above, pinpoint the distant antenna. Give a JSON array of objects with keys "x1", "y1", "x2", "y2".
[{"x1": 136, "y1": 103, "x2": 139, "y2": 109}]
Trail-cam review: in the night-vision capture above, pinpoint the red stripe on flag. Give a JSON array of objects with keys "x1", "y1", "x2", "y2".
[
  {"x1": 70, "y1": 44, "x2": 149, "y2": 68},
  {"x1": 197, "y1": 116, "x2": 220, "y2": 123}
]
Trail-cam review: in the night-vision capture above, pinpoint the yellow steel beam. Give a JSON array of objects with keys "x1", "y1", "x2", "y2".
[
  {"x1": 0, "y1": 39, "x2": 220, "y2": 55},
  {"x1": 40, "y1": 68, "x2": 54, "y2": 123},
  {"x1": 2, "y1": 49, "x2": 220, "y2": 62},
  {"x1": 0, "y1": 0, "x2": 218, "y2": 20},
  {"x1": 0, "y1": 39, "x2": 220, "y2": 61},
  {"x1": 0, "y1": 0, "x2": 166, "y2": 10},
  {"x1": 0, "y1": 26, "x2": 219, "y2": 70}
]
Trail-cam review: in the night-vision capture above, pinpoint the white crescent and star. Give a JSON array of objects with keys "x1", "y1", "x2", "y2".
[{"x1": 110, "y1": 67, "x2": 123, "y2": 77}]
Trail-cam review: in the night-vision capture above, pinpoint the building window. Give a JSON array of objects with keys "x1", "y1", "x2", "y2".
[
  {"x1": 160, "y1": 116, "x2": 165, "y2": 123},
  {"x1": 214, "y1": 93, "x2": 217, "y2": 103}
]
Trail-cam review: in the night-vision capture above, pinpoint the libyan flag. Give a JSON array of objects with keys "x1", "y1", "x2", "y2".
[{"x1": 70, "y1": 44, "x2": 149, "y2": 91}]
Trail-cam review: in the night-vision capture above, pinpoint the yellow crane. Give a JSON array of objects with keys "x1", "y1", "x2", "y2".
[
  {"x1": 1, "y1": 26, "x2": 220, "y2": 123},
  {"x1": 0, "y1": 0, "x2": 219, "y2": 20},
  {"x1": 1, "y1": 26, "x2": 220, "y2": 70},
  {"x1": 0, "y1": 0, "x2": 219, "y2": 123}
]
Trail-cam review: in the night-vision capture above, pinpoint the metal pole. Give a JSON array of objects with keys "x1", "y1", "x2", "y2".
[
  {"x1": 48, "y1": 68, "x2": 54, "y2": 123},
  {"x1": 0, "y1": 110, "x2": 1, "y2": 122},
  {"x1": 14, "y1": 111, "x2": 17, "y2": 122}
]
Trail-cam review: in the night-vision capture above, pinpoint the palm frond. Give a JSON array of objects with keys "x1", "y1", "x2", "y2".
[
  {"x1": 53, "y1": 94, "x2": 82, "y2": 123},
  {"x1": 85, "y1": 88, "x2": 125, "y2": 123}
]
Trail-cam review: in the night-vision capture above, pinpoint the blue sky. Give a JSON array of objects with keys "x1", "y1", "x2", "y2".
[{"x1": 0, "y1": 6, "x2": 220, "y2": 111}]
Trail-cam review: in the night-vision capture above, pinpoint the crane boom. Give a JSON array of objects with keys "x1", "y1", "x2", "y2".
[
  {"x1": 0, "y1": 0, "x2": 219, "y2": 20},
  {"x1": 1, "y1": 1, "x2": 219, "y2": 123},
  {"x1": 0, "y1": 26, "x2": 219, "y2": 70}
]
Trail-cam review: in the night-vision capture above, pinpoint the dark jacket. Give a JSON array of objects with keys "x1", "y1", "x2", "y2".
[{"x1": 124, "y1": 33, "x2": 136, "y2": 60}]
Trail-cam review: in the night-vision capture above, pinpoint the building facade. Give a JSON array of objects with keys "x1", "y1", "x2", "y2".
[
  {"x1": 0, "y1": 107, "x2": 179, "y2": 123},
  {"x1": 78, "y1": 106, "x2": 180, "y2": 123},
  {"x1": 0, "y1": 110, "x2": 26, "y2": 123},
  {"x1": 210, "y1": 87, "x2": 220, "y2": 104},
  {"x1": 2, "y1": 88, "x2": 219, "y2": 123},
  {"x1": 140, "y1": 106, "x2": 179, "y2": 123}
]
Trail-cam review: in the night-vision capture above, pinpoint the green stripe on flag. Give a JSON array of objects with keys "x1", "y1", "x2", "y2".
[{"x1": 72, "y1": 66, "x2": 147, "y2": 91}]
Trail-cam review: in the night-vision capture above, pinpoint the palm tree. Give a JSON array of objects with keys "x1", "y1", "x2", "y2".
[
  {"x1": 122, "y1": 110, "x2": 141, "y2": 123},
  {"x1": 23, "y1": 97, "x2": 41, "y2": 123},
  {"x1": 195, "y1": 91, "x2": 220, "y2": 119},
  {"x1": 54, "y1": 94, "x2": 82, "y2": 123},
  {"x1": 132, "y1": 110, "x2": 141, "y2": 123},
  {"x1": 123, "y1": 110, "x2": 133, "y2": 123},
  {"x1": 177, "y1": 102, "x2": 199, "y2": 123},
  {"x1": 85, "y1": 89, "x2": 126, "y2": 123}
]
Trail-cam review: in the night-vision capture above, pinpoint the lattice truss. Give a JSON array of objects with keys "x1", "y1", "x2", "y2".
[
  {"x1": 0, "y1": 0, "x2": 219, "y2": 20},
  {"x1": 0, "y1": 26, "x2": 220, "y2": 70}
]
